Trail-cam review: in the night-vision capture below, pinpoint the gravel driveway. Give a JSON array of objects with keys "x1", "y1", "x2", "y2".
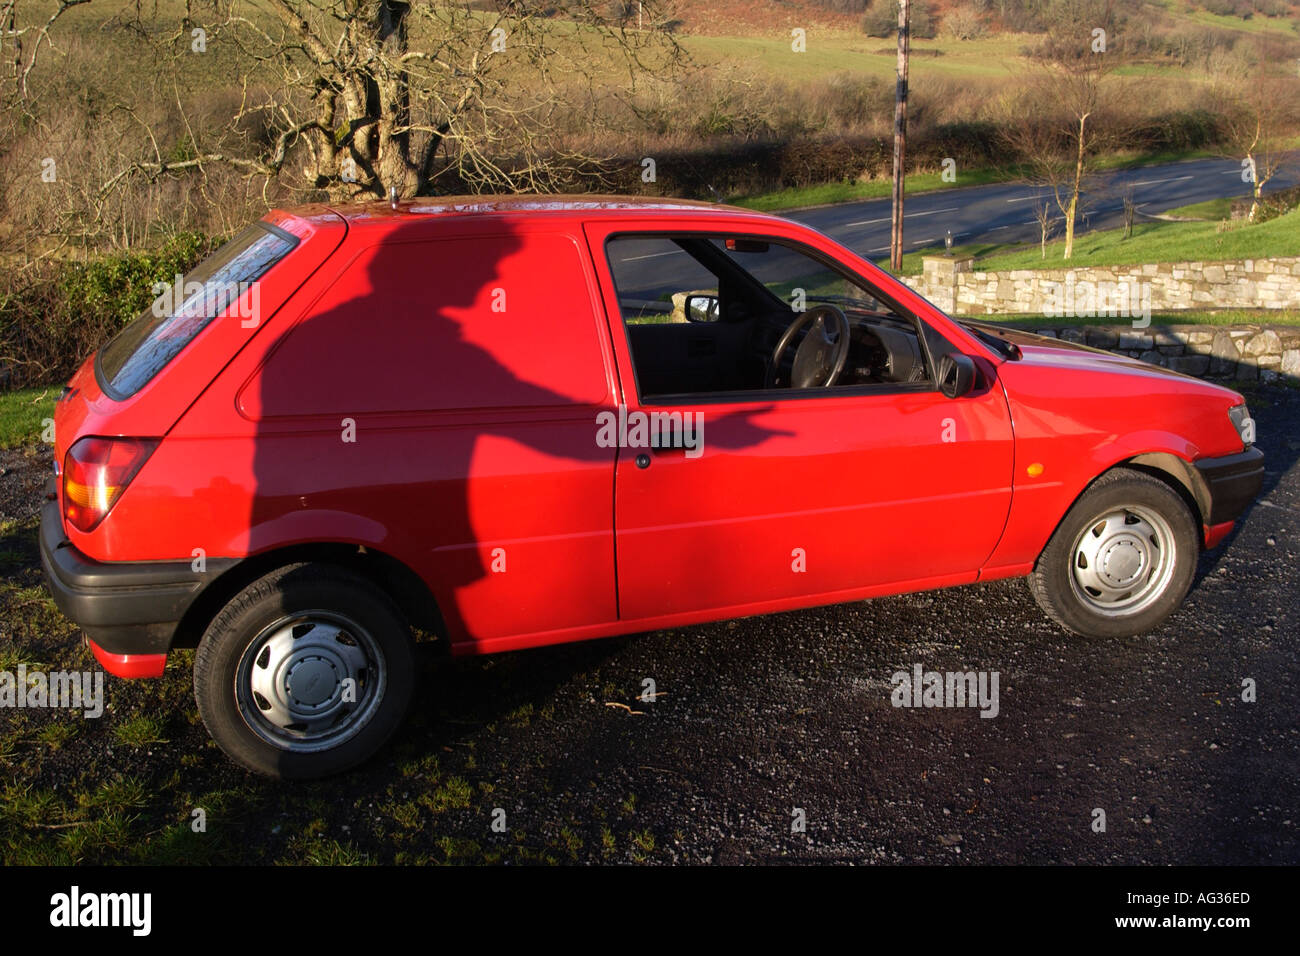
[{"x1": 1, "y1": 387, "x2": 1296, "y2": 865}]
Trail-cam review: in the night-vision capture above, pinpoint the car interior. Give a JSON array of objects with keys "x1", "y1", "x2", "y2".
[{"x1": 605, "y1": 234, "x2": 939, "y2": 401}]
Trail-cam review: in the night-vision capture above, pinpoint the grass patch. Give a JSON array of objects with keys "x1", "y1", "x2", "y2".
[
  {"x1": 283, "y1": 836, "x2": 373, "y2": 866},
  {"x1": 1164, "y1": 196, "x2": 1237, "y2": 221},
  {"x1": 422, "y1": 776, "x2": 474, "y2": 813},
  {"x1": 0, "y1": 388, "x2": 57, "y2": 448},
  {"x1": 34, "y1": 720, "x2": 78, "y2": 749},
  {"x1": 113, "y1": 714, "x2": 169, "y2": 748},
  {"x1": 629, "y1": 827, "x2": 655, "y2": 862}
]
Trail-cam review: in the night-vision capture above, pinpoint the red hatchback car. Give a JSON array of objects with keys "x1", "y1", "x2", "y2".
[{"x1": 41, "y1": 196, "x2": 1263, "y2": 777}]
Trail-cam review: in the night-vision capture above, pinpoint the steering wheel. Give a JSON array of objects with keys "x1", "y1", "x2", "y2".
[{"x1": 766, "y1": 303, "x2": 851, "y2": 389}]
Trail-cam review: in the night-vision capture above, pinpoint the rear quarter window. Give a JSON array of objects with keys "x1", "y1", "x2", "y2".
[
  {"x1": 239, "y1": 232, "x2": 610, "y2": 417},
  {"x1": 97, "y1": 223, "x2": 298, "y2": 398}
]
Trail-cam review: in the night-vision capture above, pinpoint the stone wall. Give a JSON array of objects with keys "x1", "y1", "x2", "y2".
[
  {"x1": 999, "y1": 324, "x2": 1300, "y2": 384},
  {"x1": 903, "y1": 255, "x2": 1300, "y2": 316}
]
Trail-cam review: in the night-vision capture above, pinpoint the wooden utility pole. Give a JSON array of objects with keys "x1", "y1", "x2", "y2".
[{"x1": 890, "y1": 0, "x2": 911, "y2": 271}]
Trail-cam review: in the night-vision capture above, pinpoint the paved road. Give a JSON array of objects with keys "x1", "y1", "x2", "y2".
[{"x1": 787, "y1": 156, "x2": 1300, "y2": 260}]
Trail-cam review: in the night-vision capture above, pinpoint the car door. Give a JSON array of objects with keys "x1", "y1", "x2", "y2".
[{"x1": 585, "y1": 218, "x2": 1016, "y2": 623}]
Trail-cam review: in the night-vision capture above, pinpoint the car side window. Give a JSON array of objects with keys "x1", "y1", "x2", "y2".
[
  {"x1": 605, "y1": 236, "x2": 722, "y2": 325},
  {"x1": 604, "y1": 233, "x2": 934, "y2": 402}
]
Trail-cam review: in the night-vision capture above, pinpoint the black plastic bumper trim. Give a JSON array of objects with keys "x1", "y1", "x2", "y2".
[
  {"x1": 1194, "y1": 446, "x2": 1265, "y2": 526},
  {"x1": 40, "y1": 495, "x2": 236, "y2": 655}
]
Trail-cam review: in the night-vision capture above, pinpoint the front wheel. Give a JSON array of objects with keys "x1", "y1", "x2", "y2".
[
  {"x1": 194, "y1": 563, "x2": 415, "y2": 779},
  {"x1": 1028, "y1": 468, "x2": 1199, "y2": 638}
]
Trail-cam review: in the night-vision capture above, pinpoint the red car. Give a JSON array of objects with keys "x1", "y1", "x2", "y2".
[{"x1": 41, "y1": 196, "x2": 1263, "y2": 778}]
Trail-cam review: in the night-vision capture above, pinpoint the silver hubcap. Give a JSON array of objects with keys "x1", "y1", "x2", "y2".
[
  {"x1": 1069, "y1": 505, "x2": 1177, "y2": 617},
  {"x1": 234, "y1": 611, "x2": 386, "y2": 753}
]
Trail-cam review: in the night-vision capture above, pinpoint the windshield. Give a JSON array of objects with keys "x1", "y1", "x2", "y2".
[{"x1": 97, "y1": 223, "x2": 297, "y2": 398}]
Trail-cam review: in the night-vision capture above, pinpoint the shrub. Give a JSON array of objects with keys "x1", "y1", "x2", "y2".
[
  {"x1": 1254, "y1": 183, "x2": 1300, "y2": 223},
  {"x1": 0, "y1": 233, "x2": 215, "y2": 390},
  {"x1": 862, "y1": 2, "x2": 897, "y2": 37},
  {"x1": 605, "y1": 0, "x2": 637, "y2": 22},
  {"x1": 943, "y1": 4, "x2": 987, "y2": 39}
]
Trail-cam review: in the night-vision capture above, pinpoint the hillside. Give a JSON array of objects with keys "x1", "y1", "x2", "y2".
[{"x1": 663, "y1": 0, "x2": 1299, "y2": 39}]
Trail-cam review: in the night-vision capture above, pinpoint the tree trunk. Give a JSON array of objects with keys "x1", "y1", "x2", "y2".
[
  {"x1": 1063, "y1": 112, "x2": 1088, "y2": 260},
  {"x1": 316, "y1": 0, "x2": 414, "y2": 203},
  {"x1": 372, "y1": 0, "x2": 416, "y2": 200}
]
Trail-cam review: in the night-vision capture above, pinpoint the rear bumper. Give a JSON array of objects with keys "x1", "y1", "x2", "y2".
[
  {"x1": 40, "y1": 491, "x2": 234, "y2": 676},
  {"x1": 1194, "y1": 446, "x2": 1265, "y2": 526},
  {"x1": 86, "y1": 636, "x2": 167, "y2": 679}
]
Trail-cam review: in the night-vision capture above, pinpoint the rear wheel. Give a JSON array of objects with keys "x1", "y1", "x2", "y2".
[
  {"x1": 1028, "y1": 468, "x2": 1199, "y2": 638},
  {"x1": 194, "y1": 563, "x2": 415, "y2": 779}
]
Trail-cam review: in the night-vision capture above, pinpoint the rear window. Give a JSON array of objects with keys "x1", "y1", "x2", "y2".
[{"x1": 97, "y1": 222, "x2": 297, "y2": 398}]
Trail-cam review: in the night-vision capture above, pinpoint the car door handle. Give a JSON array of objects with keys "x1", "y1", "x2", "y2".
[{"x1": 651, "y1": 444, "x2": 687, "y2": 457}]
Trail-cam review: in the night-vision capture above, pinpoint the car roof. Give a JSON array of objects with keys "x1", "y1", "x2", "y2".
[{"x1": 305, "y1": 193, "x2": 782, "y2": 227}]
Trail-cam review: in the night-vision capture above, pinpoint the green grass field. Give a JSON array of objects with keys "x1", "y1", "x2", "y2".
[
  {"x1": 684, "y1": 32, "x2": 1030, "y2": 82},
  {"x1": 1185, "y1": 8, "x2": 1300, "y2": 37}
]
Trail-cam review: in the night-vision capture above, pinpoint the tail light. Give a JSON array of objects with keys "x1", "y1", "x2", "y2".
[{"x1": 63, "y1": 437, "x2": 158, "y2": 532}]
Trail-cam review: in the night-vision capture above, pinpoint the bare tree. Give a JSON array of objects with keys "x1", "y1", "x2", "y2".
[
  {"x1": 1212, "y1": 50, "x2": 1299, "y2": 222},
  {"x1": 16, "y1": 0, "x2": 684, "y2": 207},
  {"x1": 998, "y1": 8, "x2": 1124, "y2": 259},
  {"x1": 0, "y1": 0, "x2": 93, "y2": 103},
  {"x1": 1033, "y1": 200, "x2": 1052, "y2": 258}
]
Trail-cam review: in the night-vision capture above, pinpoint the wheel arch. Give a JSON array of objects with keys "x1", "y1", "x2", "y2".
[
  {"x1": 1027, "y1": 454, "x2": 1208, "y2": 575},
  {"x1": 1123, "y1": 452, "x2": 1210, "y2": 534},
  {"x1": 172, "y1": 543, "x2": 445, "y2": 650}
]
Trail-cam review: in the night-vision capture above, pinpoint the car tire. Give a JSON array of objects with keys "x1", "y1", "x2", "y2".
[
  {"x1": 193, "y1": 562, "x2": 415, "y2": 779},
  {"x1": 1028, "y1": 468, "x2": 1199, "y2": 638}
]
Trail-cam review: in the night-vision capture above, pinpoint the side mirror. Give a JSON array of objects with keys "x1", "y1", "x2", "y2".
[
  {"x1": 684, "y1": 293, "x2": 720, "y2": 323},
  {"x1": 938, "y1": 353, "x2": 976, "y2": 399}
]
